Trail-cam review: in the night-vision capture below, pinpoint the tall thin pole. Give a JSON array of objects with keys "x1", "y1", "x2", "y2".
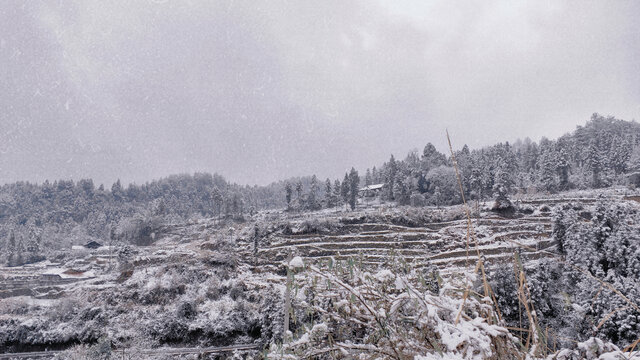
[{"x1": 283, "y1": 251, "x2": 292, "y2": 338}]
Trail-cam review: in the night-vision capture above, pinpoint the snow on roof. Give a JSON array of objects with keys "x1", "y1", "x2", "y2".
[{"x1": 359, "y1": 183, "x2": 384, "y2": 191}]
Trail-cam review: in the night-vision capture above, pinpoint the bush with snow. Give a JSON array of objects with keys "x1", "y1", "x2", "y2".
[
  {"x1": 489, "y1": 200, "x2": 640, "y2": 350},
  {"x1": 269, "y1": 258, "x2": 521, "y2": 359},
  {"x1": 548, "y1": 337, "x2": 635, "y2": 360}
]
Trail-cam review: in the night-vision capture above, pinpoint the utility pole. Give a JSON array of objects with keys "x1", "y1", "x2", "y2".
[{"x1": 283, "y1": 251, "x2": 292, "y2": 337}]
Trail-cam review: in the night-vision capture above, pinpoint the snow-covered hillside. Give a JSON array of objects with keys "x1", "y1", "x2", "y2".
[{"x1": 0, "y1": 191, "x2": 639, "y2": 359}]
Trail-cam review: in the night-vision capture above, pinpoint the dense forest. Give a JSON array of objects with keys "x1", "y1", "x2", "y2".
[
  {"x1": 487, "y1": 199, "x2": 640, "y2": 347},
  {"x1": 288, "y1": 113, "x2": 640, "y2": 211},
  {"x1": 371, "y1": 113, "x2": 640, "y2": 206},
  {"x1": 0, "y1": 173, "x2": 297, "y2": 265},
  {"x1": 1, "y1": 113, "x2": 640, "y2": 266}
]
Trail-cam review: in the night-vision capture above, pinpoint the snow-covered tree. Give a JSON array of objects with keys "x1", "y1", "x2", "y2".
[
  {"x1": 111, "y1": 179, "x2": 124, "y2": 201},
  {"x1": 25, "y1": 227, "x2": 44, "y2": 264},
  {"x1": 609, "y1": 135, "x2": 632, "y2": 175},
  {"x1": 348, "y1": 168, "x2": 360, "y2": 210},
  {"x1": 333, "y1": 179, "x2": 342, "y2": 207},
  {"x1": 492, "y1": 165, "x2": 513, "y2": 212},
  {"x1": 385, "y1": 154, "x2": 397, "y2": 200},
  {"x1": 559, "y1": 200, "x2": 640, "y2": 345},
  {"x1": 393, "y1": 176, "x2": 411, "y2": 205},
  {"x1": 211, "y1": 187, "x2": 224, "y2": 217},
  {"x1": 422, "y1": 142, "x2": 447, "y2": 171},
  {"x1": 585, "y1": 140, "x2": 603, "y2": 188},
  {"x1": 341, "y1": 173, "x2": 350, "y2": 209},
  {"x1": 307, "y1": 175, "x2": 320, "y2": 210},
  {"x1": 539, "y1": 147, "x2": 557, "y2": 192},
  {"x1": 556, "y1": 146, "x2": 571, "y2": 190},
  {"x1": 295, "y1": 181, "x2": 303, "y2": 199},
  {"x1": 284, "y1": 182, "x2": 293, "y2": 210},
  {"x1": 324, "y1": 178, "x2": 334, "y2": 208},
  {"x1": 425, "y1": 166, "x2": 460, "y2": 206},
  {"x1": 5, "y1": 230, "x2": 16, "y2": 266}
]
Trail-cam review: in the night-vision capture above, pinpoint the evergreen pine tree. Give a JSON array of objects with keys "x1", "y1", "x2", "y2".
[
  {"x1": 111, "y1": 179, "x2": 124, "y2": 201},
  {"x1": 470, "y1": 167, "x2": 483, "y2": 202},
  {"x1": 25, "y1": 228, "x2": 42, "y2": 264},
  {"x1": 393, "y1": 176, "x2": 410, "y2": 205},
  {"x1": 422, "y1": 143, "x2": 447, "y2": 170},
  {"x1": 556, "y1": 147, "x2": 570, "y2": 189},
  {"x1": 284, "y1": 182, "x2": 293, "y2": 209},
  {"x1": 609, "y1": 135, "x2": 632, "y2": 174},
  {"x1": 324, "y1": 178, "x2": 333, "y2": 208},
  {"x1": 14, "y1": 236, "x2": 24, "y2": 267},
  {"x1": 492, "y1": 166, "x2": 513, "y2": 211},
  {"x1": 365, "y1": 168, "x2": 372, "y2": 186},
  {"x1": 348, "y1": 168, "x2": 360, "y2": 210},
  {"x1": 629, "y1": 147, "x2": 640, "y2": 172},
  {"x1": 386, "y1": 155, "x2": 397, "y2": 200},
  {"x1": 308, "y1": 175, "x2": 320, "y2": 210},
  {"x1": 333, "y1": 179, "x2": 342, "y2": 207},
  {"x1": 211, "y1": 187, "x2": 223, "y2": 217},
  {"x1": 6, "y1": 231, "x2": 16, "y2": 266},
  {"x1": 539, "y1": 148, "x2": 556, "y2": 192},
  {"x1": 295, "y1": 181, "x2": 303, "y2": 199},
  {"x1": 585, "y1": 140, "x2": 602, "y2": 188},
  {"x1": 341, "y1": 173, "x2": 350, "y2": 209}
]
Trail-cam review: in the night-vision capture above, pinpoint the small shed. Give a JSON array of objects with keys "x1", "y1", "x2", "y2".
[
  {"x1": 84, "y1": 241, "x2": 103, "y2": 249},
  {"x1": 358, "y1": 183, "x2": 385, "y2": 197}
]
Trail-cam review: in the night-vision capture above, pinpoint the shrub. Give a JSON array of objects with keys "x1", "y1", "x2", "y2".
[
  {"x1": 409, "y1": 193, "x2": 426, "y2": 207},
  {"x1": 270, "y1": 258, "x2": 520, "y2": 359}
]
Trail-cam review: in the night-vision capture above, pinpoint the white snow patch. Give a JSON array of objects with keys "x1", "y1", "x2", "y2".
[{"x1": 289, "y1": 256, "x2": 304, "y2": 269}]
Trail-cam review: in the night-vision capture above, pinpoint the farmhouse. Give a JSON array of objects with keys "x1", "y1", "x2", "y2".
[{"x1": 358, "y1": 183, "x2": 385, "y2": 197}]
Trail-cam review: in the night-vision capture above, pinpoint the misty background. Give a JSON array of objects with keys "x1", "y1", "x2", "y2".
[{"x1": 1, "y1": 1, "x2": 639, "y2": 186}]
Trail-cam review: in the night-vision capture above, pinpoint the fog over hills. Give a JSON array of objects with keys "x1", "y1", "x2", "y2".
[{"x1": 1, "y1": 1, "x2": 639, "y2": 186}]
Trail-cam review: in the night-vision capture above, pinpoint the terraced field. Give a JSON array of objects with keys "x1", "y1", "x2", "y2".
[{"x1": 253, "y1": 205, "x2": 563, "y2": 276}]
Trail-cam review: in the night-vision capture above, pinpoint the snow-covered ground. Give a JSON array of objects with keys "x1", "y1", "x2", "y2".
[{"x1": 1, "y1": 190, "x2": 638, "y2": 358}]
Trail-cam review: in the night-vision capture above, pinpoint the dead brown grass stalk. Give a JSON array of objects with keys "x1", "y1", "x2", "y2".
[{"x1": 446, "y1": 130, "x2": 498, "y2": 327}]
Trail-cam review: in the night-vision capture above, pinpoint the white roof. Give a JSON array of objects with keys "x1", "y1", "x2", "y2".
[{"x1": 359, "y1": 183, "x2": 384, "y2": 191}]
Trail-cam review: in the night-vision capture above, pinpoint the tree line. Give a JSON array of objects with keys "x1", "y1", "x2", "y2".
[
  {"x1": 283, "y1": 114, "x2": 640, "y2": 213},
  {"x1": 284, "y1": 168, "x2": 361, "y2": 212},
  {"x1": 2, "y1": 114, "x2": 640, "y2": 265},
  {"x1": 371, "y1": 113, "x2": 640, "y2": 207},
  {"x1": 0, "y1": 173, "x2": 292, "y2": 265}
]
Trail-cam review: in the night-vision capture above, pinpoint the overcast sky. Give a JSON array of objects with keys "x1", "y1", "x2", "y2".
[{"x1": 1, "y1": 1, "x2": 639, "y2": 186}]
